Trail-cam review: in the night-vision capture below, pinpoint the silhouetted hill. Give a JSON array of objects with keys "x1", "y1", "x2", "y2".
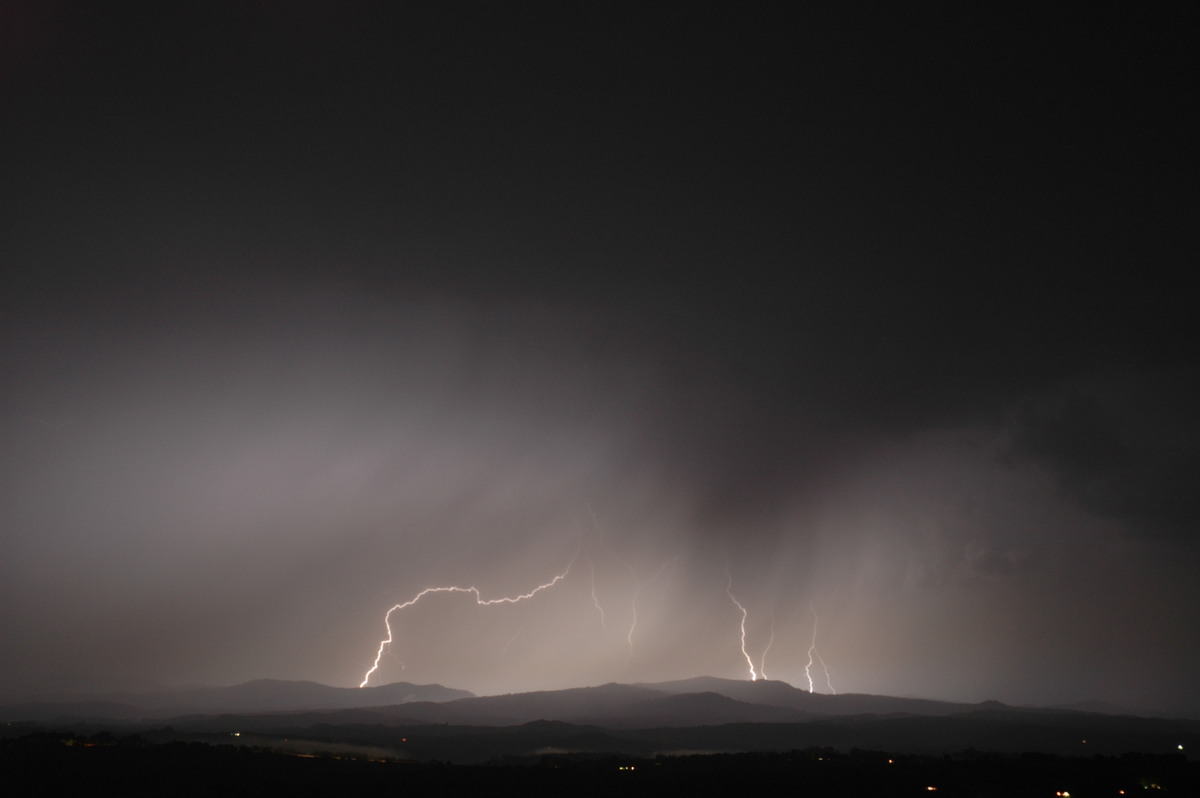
[
  {"x1": 432, "y1": 682, "x2": 665, "y2": 724},
  {"x1": 0, "y1": 700, "x2": 145, "y2": 723},
  {"x1": 639, "y1": 676, "x2": 974, "y2": 716},
  {"x1": 0, "y1": 679, "x2": 471, "y2": 721},
  {"x1": 1052, "y1": 699, "x2": 1136, "y2": 715},
  {"x1": 153, "y1": 709, "x2": 1200, "y2": 764},
  {"x1": 5, "y1": 676, "x2": 1200, "y2": 765},
  {"x1": 4, "y1": 675, "x2": 1182, "y2": 728},
  {"x1": 233, "y1": 683, "x2": 809, "y2": 727},
  {"x1": 616, "y1": 691, "x2": 805, "y2": 726}
]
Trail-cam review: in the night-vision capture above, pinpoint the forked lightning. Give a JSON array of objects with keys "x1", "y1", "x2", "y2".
[{"x1": 360, "y1": 557, "x2": 576, "y2": 687}]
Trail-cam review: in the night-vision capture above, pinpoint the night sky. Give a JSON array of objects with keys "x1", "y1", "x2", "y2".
[{"x1": 3, "y1": 5, "x2": 1197, "y2": 713}]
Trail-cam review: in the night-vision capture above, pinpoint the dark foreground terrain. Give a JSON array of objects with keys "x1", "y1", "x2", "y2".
[
  {"x1": 7, "y1": 679, "x2": 1199, "y2": 795},
  {"x1": 4, "y1": 731, "x2": 1198, "y2": 797}
]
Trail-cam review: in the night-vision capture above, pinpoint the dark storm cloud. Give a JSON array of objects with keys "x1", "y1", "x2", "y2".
[
  {"x1": 1011, "y1": 372, "x2": 1200, "y2": 540},
  {"x1": 2, "y1": 5, "x2": 1197, "y2": 711}
]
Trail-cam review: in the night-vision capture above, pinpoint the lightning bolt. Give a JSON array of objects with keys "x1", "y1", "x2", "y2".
[
  {"x1": 626, "y1": 556, "x2": 678, "y2": 660},
  {"x1": 359, "y1": 554, "x2": 577, "y2": 688},
  {"x1": 759, "y1": 614, "x2": 775, "y2": 681},
  {"x1": 816, "y1": 649, "x2": 836, "y2": 694},
  {"x1": 588, "y1": 555, "x2": 607, "y2": 632},
  {"x1": 584, "y1": 507, "x2": 679, "y2": 663},
  {"x1": 498, "y1": 620, "x2": 528, "y2": 658},
  {"x1": 804, "y1": 604, "x2": 836, "y2": 694},
  {"x1": 585, "y1": 506, "x2": 630, "y2": 647},
  {"x1": 626, "y1": 581, "x2": 640, "y2": 656},
  {"x1": 725, "y1": 567, "x2": 757, "y2": 681}
]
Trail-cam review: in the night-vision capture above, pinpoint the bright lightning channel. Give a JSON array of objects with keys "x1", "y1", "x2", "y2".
[
  {"x1": 759, "y1": 616, "x2": 775, "y2": 681},
  {"x1": 725, "y1": 567, "x2": 757, "y2": 681},
  {"x1": 585, "y1": 508, "x2": 679, "y2": 663},
  {"x1": 804, "y1": 604, "x2": 836, "y2": 694},
  {"x1": 585, "y1": 507, "x2": 633, "y2": 651},
  {"x1": 359, "y1": 556, "x2": 576, "y2": 688},
  {"x1": 587, "y1": 555, "x2": 607, "y2": 632},
  {"x1": 625, "y1": 556, "x2": 678, "y2": 659},
  {"x1": 816, "y1": 649, "x2": 835, "y2": 694}
]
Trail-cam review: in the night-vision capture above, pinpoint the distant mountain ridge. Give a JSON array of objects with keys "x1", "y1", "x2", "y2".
[
  {"x1": 635, "y1": 676, "x2": 977, "y2": 717},
  {"x1": 0, "y1": 679, "x2": 472, "y2": 721},
  {"x1": 1, "y1": 675, "x2": 1172, "y2": 728},
  {"x1": 6, "y1": 675, "x2": 1198, "y2": 763}
]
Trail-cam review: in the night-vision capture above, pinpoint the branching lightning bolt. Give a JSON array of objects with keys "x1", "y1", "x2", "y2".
[
  {"x1": 804, "y1": 604, "x2": 836, "y2": 694},
  {"x1": 759, "y1": 614, "x2": 775, "y2": 681},
  {"x1": 725, "y1": 567, "x2": 757, "y2": 681},
  {"x1": 359, "y1": 554, "x2": 576, "y2": 688},
  {"x1": 804, "y1": 604, "x2": 818, "y2": 692},
  {"x1": 585, "y1": 506, "x2": 632, "y2": 648},
  {"x1": 585, "y1": 509, "x2": 681, "y2": 663},
  {"x1": 626, "y1": 556, "x2": 677, "y2": 659}
]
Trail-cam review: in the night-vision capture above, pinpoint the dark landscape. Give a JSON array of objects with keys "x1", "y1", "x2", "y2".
[{"x1": 5, "y1": 677, "x2": 1198, "y2": 795}]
